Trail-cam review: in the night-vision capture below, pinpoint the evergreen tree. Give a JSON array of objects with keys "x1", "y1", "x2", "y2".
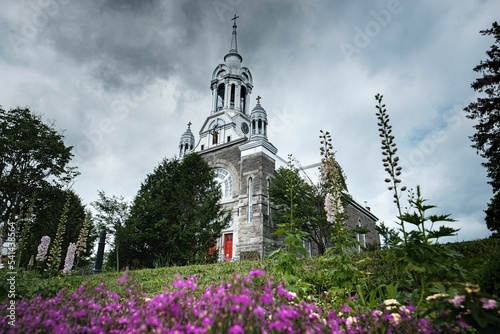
[
  {"x1": 464, "y1": 22, "x2": 500, "y2": 235},
  {"x1": 121, "y1": 154, "x2": 230, "y2": 268}
]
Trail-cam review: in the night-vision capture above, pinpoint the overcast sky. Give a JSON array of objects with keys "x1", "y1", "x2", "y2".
[{"x1": 1, "y1": 0, "x2": 498, "y2": 242}]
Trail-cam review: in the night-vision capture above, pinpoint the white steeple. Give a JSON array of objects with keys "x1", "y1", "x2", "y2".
[
  {"x1": 210, "y1": 15, "x2": 253, "y2": 114},
  {"x1": 240, "y1": 95, "x2": 277, "y2": 158},
  {"x1": 179, "y1": 122, "x2": 195, "y2": 158},
  {"x1": 249, "y1": 96, "x2": 268, "y2": 140}
]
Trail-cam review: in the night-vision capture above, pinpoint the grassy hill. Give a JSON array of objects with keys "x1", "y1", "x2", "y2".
[{"x1": 4, "y1": 237, "x2": 498, "y2": 301}]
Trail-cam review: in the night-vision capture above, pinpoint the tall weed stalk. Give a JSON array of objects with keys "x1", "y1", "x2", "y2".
[
  {"x1": 319, "y1": 130, "x2": 367, "y2": 301},
  {"x1": 374, "y1": 94, "x2": 464, "y2": 305}
]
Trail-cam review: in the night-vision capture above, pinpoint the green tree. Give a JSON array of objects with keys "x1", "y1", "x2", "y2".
[
  {"x1": 91, "y1": 191, "x2": 129, "y2": 271},
  {"x1": 0, "y1": 107, "x2": 78, "y2": 236},
  {"x1": 121, "y1": 154, "x2": 230, "y2": 268},
  {"x1": 269, "y1": 161, "x2": 331, "y2": 255},
  {"x1": 464, "y1": 22, "x2": 500, "y2": 235}
]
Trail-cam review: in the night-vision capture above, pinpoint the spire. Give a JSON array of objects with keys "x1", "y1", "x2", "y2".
[
  {"x1": 230, "y1": 14, "x2": 239, "y2": 53},
  {"x1": 224, "y1": 15, "x2": 242, "y2": 64}
]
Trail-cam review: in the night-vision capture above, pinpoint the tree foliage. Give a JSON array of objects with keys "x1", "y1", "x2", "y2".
[
  {"x1": 92, "y1": 191, "x2": 129, "y2": 271},
  {"x1": 120, "y1": 154, "x2": 230, "y2": 268},
  {"x1": 0, "y1": 107, "x2": 78, "y2": 234},
  {"x1": 0, "y1": 107, "x2": 92, "y2": 270},
  {"x1": 269, "y1": 162, "x2": 331, "y2": 255},
  {"x1": 464, "y1": 22, "x2": 500, "y2": 235}
]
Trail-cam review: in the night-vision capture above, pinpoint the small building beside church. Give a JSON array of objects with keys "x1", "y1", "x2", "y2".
[{"x1": 178, "y1": 17, "x2": 379, "y2": 262}]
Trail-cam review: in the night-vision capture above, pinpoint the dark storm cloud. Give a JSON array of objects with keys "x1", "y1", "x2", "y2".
[{"x1": 15, "y1": 0, "x2": 215, "y2": 93}]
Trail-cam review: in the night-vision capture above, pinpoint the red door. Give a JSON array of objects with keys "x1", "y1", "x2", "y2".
[{"x1": 224, "y1": 233, "x2": 233, "y2": 261}]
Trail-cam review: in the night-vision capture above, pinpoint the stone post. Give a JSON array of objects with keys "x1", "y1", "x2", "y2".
[{"x1": 93, "y1": 229, "x2": 106, "y2": 274}]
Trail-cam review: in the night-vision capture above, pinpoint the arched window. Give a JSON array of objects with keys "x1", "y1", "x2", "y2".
[
  {"x1": 214, "y1": 168, "x2": 233, "y2": 198},
  {"x1": 258, "y1": 119, "x2": 262, "y2": 134},
  {"x1": 230, "y1": 83, "x2": 235, "y2": 107},
  {"x1": 217, "y1": 84, "x2": 225, "y2": 110},
  {"x1": 248, "y1": 177, "x2": 253, "y2": 223}
]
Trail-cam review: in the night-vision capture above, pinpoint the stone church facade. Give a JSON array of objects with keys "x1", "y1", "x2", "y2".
[{"x1": 178, "y1": 17, "x2": 379, "y2": 262}]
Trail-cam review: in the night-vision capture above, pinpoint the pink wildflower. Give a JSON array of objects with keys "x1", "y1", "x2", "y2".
[
  {"x1": 36, "y1": 236, "x2": 51, "y2": 262},
  {"x1": 62, "y1": 242, "x2": 77, "y2": 274},
  {"x1": 480, "y1": 298, "x2": 497, "y2": 310},
  {"x1": 228, "y1": 325, "x2": 244, "y2": 334},
  {"x1": 448, "y1": 295, "x2": 466, "y2": 308}
]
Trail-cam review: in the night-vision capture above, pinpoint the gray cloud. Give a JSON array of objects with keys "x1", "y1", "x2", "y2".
[{"x1": 1, "y1": 0, "x2": 497, "y2": 241}]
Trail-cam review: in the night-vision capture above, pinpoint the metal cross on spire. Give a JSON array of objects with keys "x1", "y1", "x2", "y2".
[
  {"x1": 256, "y1": 95, "x2": 261, "y2": 102},
  {"x1": 231, "y1": 14, "x2": 239, "y2": 27}
]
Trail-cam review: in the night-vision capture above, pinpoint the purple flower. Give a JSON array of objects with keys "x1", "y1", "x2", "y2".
[
  {"x1": 448, "y1": 295, "x2": 466, "y2": 308},
  {"x1": 248, "y1": 268, "x2": 265, "y2": 278},
  {"x1": 63, "y1": 242, "x2": 77, "y2": 274},
  {"x1": 341, "y1": 304, "x2": 352, "y2": 313},
  {"x1": 260, "y1": 293, "x2": 274, "y2": 305},
  {"x1": 457, "y1": 320, "x2": 470, "y2": 329},
  {"x1": 277, "y1": 285, "x2": 296, "y2": 300},
  {"x1": 117, "y1": 274, "x2": 129, "y2": 285},
  {"x1": 480, "y1": 297, "x2": 498, "y2": 310},
  {"x1": 36, "y1": 236, "x2": 51, "y2": 262},
  {"x1": 253, "y1": 306, "x2": 266, "y2": 318},
  {"x1": 269, "y1": 320, "x2": 287, "y2": 331},
  {"x1": 233, "y1": 294, "x2": 251, "y2": 307},
  {"x1": 228, "y1": 325, "x2": 244, "y2": 334}
]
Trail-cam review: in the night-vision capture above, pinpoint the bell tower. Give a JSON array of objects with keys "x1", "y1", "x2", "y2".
[{"x1": 210, "y1": 15, "x2": 253, "y2": 115}]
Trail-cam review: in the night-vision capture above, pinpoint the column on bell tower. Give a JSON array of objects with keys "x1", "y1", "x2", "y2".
[
  {"x1": 235, "y1": 83, "x2": 241, "y2": 111},
  {"x1": 211, "y1": 82, "x2": 218, "y2": 113},
  {"x1": 224, "y1": 79, "x2": 230, "y2": 109}
]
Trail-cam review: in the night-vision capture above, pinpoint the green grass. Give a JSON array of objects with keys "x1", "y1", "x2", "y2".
[{"x1": 2, "y1": 237, "x2": 499, "y2": 301}]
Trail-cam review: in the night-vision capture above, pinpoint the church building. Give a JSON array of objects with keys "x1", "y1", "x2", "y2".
[{"x1": 178, "y1": 16, "x2": 379, "y2": 262}]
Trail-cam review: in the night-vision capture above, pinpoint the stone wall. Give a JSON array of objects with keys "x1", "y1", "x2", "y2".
[{"x1": 198, "y1": 142, "x2": 379, "y2": 260}]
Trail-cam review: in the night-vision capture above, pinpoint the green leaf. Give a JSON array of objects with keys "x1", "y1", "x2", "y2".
[{"x1": 427, "y1": 226, "x2": 460, "y2": 239}]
